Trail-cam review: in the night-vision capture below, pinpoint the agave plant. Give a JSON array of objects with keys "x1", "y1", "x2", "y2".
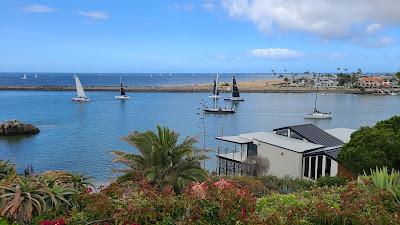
[
  {"x1": 0, "y1": 177, "x2": 46, "y2": 224},
  {"x1": 0, "y1": 161, "x2": 17, "y2": 185},
  {"x1": 42, "y1": 182, "x2": 77, "y2": 211},
  {"x1": 112, "y1": 125, "x2": 209, "y2": 192},
  {"x1": 41, "y1": 171, "x2": 94, "y2": 193},
  {"x1": 359, "y1": 167, "x2": 400, "y2": 202}
]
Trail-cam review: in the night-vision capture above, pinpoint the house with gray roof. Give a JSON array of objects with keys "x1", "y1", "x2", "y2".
[{"x1": 216, "y1": 124, "x2": 355, "y2": 180}]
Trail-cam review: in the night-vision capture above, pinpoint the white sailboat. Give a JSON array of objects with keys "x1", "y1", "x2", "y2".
[
  {"x1": 224, "y1": 76, "x2": 244, "y2": 101},
  {"x1": 305, "y1": 75, "x2": 332, "y2": 119},
  {"x1": 209, "y1": 74, "x2": 220, "y2": 99},
  {"x1": 115, "y1": 78, "x2": 130, "y2": 99},
  {"x1": 72, "y1": 75, "x2": 90, "y2": 102},
  {"x1": 21, "y1": 73, "x2": 28, "y2": 80}
]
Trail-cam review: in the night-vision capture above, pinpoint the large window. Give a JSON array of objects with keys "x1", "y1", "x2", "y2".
[
  {"x1": 325, "y1": 157, "x2": 331, "y2": 176},
  {"x1": 317, "y1": 156, "x2": 323, "y2": 179},
  {"x1": 310, "y1": 157, "x2": 316, "y2": 178},
  {"x1": 304, "y1": 157, "x2": 309, "y2": 177}
]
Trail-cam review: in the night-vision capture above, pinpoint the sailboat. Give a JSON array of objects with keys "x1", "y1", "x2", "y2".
[
  {"x1": 305, "y1": 75, "x2": 332, "y2": 119},
  {"x1": 115, "y1": 78, "x2": 130, "y2": 99},
  {"x1": 21, "y1": 73, "x2": 28, "y2": 80},
  {"x1": 204, "y1": 85, "x2": 235, "y2": 114},
  {"x1": 209, "y1": 74, "x2": 220, "y2": 99},
  {"x1": 72, "y1": 75, "x2": 90, "y2": 102},
  {"x1": 224, "y1": 76, "x2": 244, "y2": 101}
]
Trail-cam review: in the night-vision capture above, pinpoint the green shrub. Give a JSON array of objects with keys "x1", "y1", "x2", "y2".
[
  {"x1": 316, "y1": 176, "x2": 348, "y2": 187},
  {"x1": 257, "y1": 182, "x2": 400, "y2": 224}
]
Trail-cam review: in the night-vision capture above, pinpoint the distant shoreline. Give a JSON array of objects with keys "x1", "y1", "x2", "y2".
[{"x1": 0, "y1": 85, "x2": 364, "y2": 94}]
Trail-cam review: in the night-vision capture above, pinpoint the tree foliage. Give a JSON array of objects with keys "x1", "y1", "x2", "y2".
[
  {"x1": 338, "y1": 116, "x2": 400, "y2": 175},
  {"x1": 112, "y1": 125, "x2": 208, "y2": 192}
]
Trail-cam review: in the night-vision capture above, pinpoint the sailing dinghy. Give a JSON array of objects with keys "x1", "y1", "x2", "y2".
[
  {"x1": 115, "y1": 78, "x2": 130, "y2": 99},
  {"x1": 224, "y1": 76, "x2": 244, "y2": 101},
  {"x1": 72, "y1": 75, "x2": 90, "y2": 102},
  {"x1": 209, "y1": 74, "x2": 220, "y2": 99}
]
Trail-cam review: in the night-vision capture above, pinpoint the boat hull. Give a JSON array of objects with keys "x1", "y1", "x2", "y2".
[
  {"x1": 209, "y1": 95, "x2": 220, "y2": 99},
  {"x1": 204, "y1": 108, "x2": 235, "y2": 114},
  {"x1": 224, "y1": 97, "x2": 244, "y2": 101},
  {"x1": 115, "y1": 95, "x2": 130, "y2": 99},
  {"x1": 72, "y1": 97, "x2": 90, "y2": 102},
  {"x1": 304, "y1": 113, "x2": 332, "y2": 119}
]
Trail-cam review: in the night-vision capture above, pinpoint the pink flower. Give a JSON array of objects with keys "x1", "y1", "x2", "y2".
[
  {"x1": 191, "y1": 182, "x2": 207, "y2": 199},
  {"x1": 213, "y1": 179, "x2": 233, "y2": 190},
  {"x1": 86, "y1": 187, "x2": 93, "y2": 193}
]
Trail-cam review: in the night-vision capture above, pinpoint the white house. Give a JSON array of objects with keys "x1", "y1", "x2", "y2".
[{"x1": 216, "y1": 124, "x2": 355, "y2": 180}]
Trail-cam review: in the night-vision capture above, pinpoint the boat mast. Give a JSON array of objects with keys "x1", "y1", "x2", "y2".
[{"x1": 314, "y1": 74, "x2": 319, "y2": 113}]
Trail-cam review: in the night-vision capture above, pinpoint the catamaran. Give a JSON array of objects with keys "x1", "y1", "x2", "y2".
[
  {"x1": 224, "y1": 76, "x2": 244, "y2": 101},
  {"x1": 72, "y1": 75, "x2": 90, "y2": 102},
  {"x1": 115, "y1": 78, "x2": 130, "y2": 99},
  {"x1": 305, "y1": 75, "x2": 332, "y2": 119},
  {"x1": 209, "y1": 74, "x2": 220, "y2": 99}
]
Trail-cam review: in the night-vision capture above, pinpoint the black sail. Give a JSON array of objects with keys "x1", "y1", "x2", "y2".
[
  {"x1": 120, "y1": 82, "x2": 126, "y2": 96},
  {"x1": 232, "y1": 76, "x2": 240, "y2": 97},
  {"x1": 212, "y1": 79, "x2": 216, "y2": 95}
]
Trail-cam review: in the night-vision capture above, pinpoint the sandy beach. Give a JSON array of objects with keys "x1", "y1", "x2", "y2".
[{"x1": 0, "y1": 79, "x2": 363, "y2": 94}]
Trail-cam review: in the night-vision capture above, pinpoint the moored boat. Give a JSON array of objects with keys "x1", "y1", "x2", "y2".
[{"x1": 115, "y1": 78, "x2": 130, "y2": 99}]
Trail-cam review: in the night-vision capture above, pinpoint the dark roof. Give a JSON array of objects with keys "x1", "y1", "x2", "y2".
[
  {"x1": 273, "y1": 124, "x2": 344, "y2": 147},
  {"x1": 304, "y1": 146, "x2": 342, "y2": 160}
]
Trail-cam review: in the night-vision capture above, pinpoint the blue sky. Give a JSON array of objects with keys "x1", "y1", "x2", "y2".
[{"x1": 0, "y1": 0, "x2": 399, "y2": 73}]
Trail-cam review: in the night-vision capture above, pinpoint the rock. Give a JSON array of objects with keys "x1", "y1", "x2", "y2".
[{"x1": 0, "y1": 120, "x2": 40, "y2": 136}]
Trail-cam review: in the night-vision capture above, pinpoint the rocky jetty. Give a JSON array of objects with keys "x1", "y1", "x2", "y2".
[{"x1": 0, "y1": 120, "x2": 40, "y2": 136}]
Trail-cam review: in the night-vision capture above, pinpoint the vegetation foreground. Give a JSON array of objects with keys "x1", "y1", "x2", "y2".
[{"x1": 1, "y1": 125, "x2": 400, "y2": 224}]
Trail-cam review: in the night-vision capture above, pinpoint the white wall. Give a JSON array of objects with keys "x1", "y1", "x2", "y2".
[
  {"x1": 331, "y1": 160, "x2": 338, "y2": 176},
  {"x1": 255, "y1": 141, "x2": 303, "y2": 178}
]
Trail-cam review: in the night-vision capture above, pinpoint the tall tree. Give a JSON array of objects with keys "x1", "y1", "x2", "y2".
[
  {"x1": 112, "y1": 126, "x2": 208, "y2": 192},
  {"x1": 338, "y1": 116, "x2": 400, "y2": 175}
]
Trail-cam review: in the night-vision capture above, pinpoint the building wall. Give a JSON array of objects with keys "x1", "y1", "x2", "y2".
[{"x1": 255, "y1": 141, "x2": 303, "y2": 178}]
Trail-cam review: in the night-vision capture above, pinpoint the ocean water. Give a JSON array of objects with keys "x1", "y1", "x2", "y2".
[
  {"x1": 0, "y1": 90, "x2": 399, "y2": 182},
  {"x1": 0, "y1": 73, "x2": 277, "y2": 86}
]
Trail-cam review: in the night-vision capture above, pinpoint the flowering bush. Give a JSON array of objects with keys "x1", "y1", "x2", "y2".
[
  {"x1": 257, "y1": 181, "x2": 400, "y2": 224},
  {"x1": 39, "y1": 218, "x2": 65, "y2": 225}
]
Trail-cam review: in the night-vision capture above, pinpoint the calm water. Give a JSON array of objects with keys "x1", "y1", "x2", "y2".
[
  {"x1": 0, "y1": 91, "x2": 399, "y2": 182},
  {"x1": 0, "y1": 73, "x2": 277, "y2": 86}
]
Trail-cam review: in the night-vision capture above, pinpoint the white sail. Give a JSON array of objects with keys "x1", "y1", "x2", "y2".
[{"x1": 74, "y1": 76, "x2": 87, "y2": 98}]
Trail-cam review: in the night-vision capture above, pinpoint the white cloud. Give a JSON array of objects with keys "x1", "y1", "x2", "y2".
[
  {"x1": 202, "y1": 0, "x2": 216, "y2": 11},
  {"x1": 24, "y1": 4, "x2": 56, "y2": 13},
  {"x1": 366, "y1": 23, "x2": 383, "y2": 33},
  {"x1": 248, "y1": 48, "x2": 302, "y2": 59},
  {"x1": 78, "y1": 11, "x2": 109, "y2": 20},
  {"x1": 220, "y1": 0, "x2": 400, "y2": 38},
  {"x1": 170, "y1": 3, "x2": 194, "y2": 12}
]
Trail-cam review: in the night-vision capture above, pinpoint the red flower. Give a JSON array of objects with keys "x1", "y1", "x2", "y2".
[{"x1": 241, "y1": 207, "x2": 247, "y2": 219}]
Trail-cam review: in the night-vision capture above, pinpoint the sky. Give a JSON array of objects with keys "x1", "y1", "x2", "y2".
[{"x1": 0, "y1": 0, "x2": 400, "y2": 73}]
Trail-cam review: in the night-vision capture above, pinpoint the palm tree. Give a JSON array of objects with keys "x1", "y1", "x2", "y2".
[
  {"x1": 0, "y1": 177, "x2": 47, "y2": 224},
  {"x1": 112, "y1": 126, "x2": 208, "y2": 192}
]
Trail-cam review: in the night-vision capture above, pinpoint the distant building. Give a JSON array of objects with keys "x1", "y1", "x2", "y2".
[
  {"x1": 359, "y1": 76, "x2": 391, "y2": 89},
  {"x1": 216, "y1": 124, "x2": 355, "y2": 180},
  {"x1": 314, "y1": 76, "x2": 338, "y2": 87}
]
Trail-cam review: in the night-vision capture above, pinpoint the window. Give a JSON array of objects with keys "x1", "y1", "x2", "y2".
[
  {"x1": 310, "y1": 157, "x2": 316, "y2": 179},
  {"x1": 317, "y1": 156, "x2": 323, "y2": 179},
  {"x1": 247, "y1": 143, "x2": 257, "y2": 157},
  {"x1": 290, "y1": 132, "x2": 303, "y2": 140},
  {"x1": 325, "y1": 157, "x2": 331, "y2": 176},
  {"x1": 304, "y1": 157, "x2": 309, "y2": 177},
  {"x1": 275, "y1": 129, "x2": 288, "y2": 137}
]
